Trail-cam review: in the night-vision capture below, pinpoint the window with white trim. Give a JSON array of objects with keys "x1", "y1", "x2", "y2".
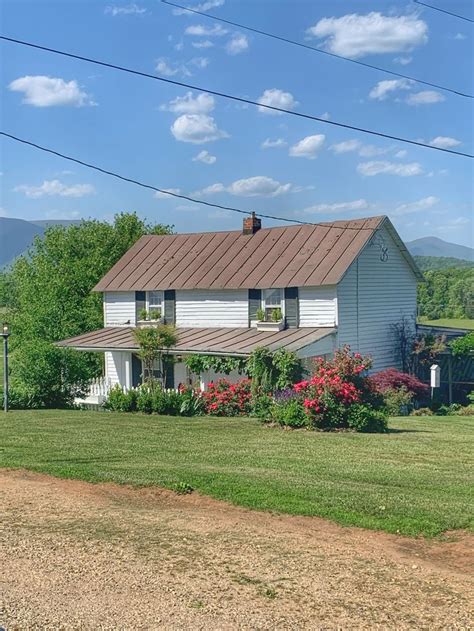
[
  {"x1": 147, "y1": 290, "x2": 163, "y2": 319},
  {"x1": 262, "y1": 288, "x2": 283, "y2": 320}
]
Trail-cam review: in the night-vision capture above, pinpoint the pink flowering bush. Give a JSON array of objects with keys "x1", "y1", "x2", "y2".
[
  {"x1": 202, "y1": 378, "x2": 252, "y2": 416},
  {"x1": 290, "y1": 347, "x2": 386, "y2": 432}
]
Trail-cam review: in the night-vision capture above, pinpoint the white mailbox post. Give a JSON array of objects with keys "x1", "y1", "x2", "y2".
[{"x1": 430, "y1": 364, "x2": 440, "y2": 400}]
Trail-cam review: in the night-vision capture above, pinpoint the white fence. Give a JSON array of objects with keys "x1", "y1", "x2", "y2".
[{"x1": 75, "y1": 378, "x2": 185, "y2": 407}]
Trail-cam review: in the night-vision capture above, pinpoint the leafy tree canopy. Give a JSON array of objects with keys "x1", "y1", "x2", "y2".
[
  {"x1": 2, "y1": 212, "x2": 173, "y2": 407},
  {"x1": 417, "y1": 268, "x2": 474, "y2": 320}
]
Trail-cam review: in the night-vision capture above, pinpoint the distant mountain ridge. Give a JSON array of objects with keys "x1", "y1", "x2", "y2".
[
  {"x1": 1, "y1": 217, "x2": 473, "y2": 270},
  {"x1": 0, "y1": 217, "x2": 81, "y2": 268},
  {"x1": 406, "y1": 236, "x2": 473, "y2": 260}
]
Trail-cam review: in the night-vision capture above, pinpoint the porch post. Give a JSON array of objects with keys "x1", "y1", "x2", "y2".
[{"x1": 124, "y1": 355, "x2": 131, "y2": 391}]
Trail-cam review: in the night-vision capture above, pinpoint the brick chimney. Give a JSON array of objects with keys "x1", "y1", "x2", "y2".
[{"x1": 243, "y1": 212, "x2": 261, "y2": 235}]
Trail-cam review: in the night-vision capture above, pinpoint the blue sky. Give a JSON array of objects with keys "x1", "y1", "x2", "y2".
[{"x1": 1, "y1": 0, "x2": 473, "y2": 246}]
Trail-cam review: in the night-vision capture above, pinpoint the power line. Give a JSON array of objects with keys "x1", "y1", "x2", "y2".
[
  {"x1": 161, "y1": 0, "x2": 473, "y2": 99},
  {"x1": 0, "y1": 131, "x2": 316, "y2": 226},
  {"x1": 1, "y1": 35, "x2": 473, "y2": 158},
  {"x1": 414, "y1": 0, "x2": 474, "y2": 23}
]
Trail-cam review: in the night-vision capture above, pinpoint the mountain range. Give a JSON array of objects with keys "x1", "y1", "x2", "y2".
[{"x1": 1, "y1": 217, "x2": 473, "y2": 269}]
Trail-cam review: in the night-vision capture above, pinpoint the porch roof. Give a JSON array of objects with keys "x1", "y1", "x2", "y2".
[{"x1": 57, "y1": 326, "x2": 336, "y2": 357}]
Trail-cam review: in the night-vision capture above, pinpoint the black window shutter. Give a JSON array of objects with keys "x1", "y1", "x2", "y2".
[
  {"x1": 163, "y1": 289, "x2": 176, "y2": 324},
  {"x1": 285, "y1": 287, "x2": 299, "y2": 328},
  {"x1": 135, "y1": 291, "x2": 146, "y2": 322},
  {"x1": 163, "y1": 355, "x2": 175, "y2": 389},
  {"x1": 248, "y1": 288, "x2": 262, "y2": 323}
]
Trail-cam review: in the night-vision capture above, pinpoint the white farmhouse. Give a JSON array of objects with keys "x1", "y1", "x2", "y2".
[{"x1": 58, "y1": 214, "x2": 423, "y2": 390}]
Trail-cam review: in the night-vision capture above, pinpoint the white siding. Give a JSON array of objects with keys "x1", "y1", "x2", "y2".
[
  {"x1": 104, "y1": 291, "x2": 136, "y2": 327},
  {"x1": 337, "y1": 225, "x2": 418, "y2": 372},
  {"x1": 297, "y1": 332, "x2": 337, "y2": 359},
  {"x1": 105, "y1": 351, "x2": 131, "y2": 387},
  {"x1": 299, "y1": 286, "x2": 337, "y2": 327},
  {"x1": 175, "y1": 289, "x2": 248, "y2": 328},
  {"x1": 200, "y1": 368, "x2": 244, "y2": 390}
]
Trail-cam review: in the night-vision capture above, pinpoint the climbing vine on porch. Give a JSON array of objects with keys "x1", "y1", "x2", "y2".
[{"x1": 184, "y1": 354, "x2": 247, "y2": 376}]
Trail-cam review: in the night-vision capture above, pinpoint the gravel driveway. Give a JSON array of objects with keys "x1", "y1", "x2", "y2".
[{"x1": 1, "y1": 469, "x2": 472, "y2": 629}]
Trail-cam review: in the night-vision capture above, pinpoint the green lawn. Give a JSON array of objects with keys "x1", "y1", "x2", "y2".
[
  {"x1": 1, "y1": 410, "x2": 473, "y2": 537},
  {"x1": 418, "y1": 317, "x2": 474, "y2": 330}
]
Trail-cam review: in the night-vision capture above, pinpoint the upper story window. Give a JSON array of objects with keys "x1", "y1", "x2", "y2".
[
  {"x1": 263, "y1": 288, "x2": 283, "y2": 320},
  {"x1": 147, "y1": 291, "x2": 162, "y2": 311}
]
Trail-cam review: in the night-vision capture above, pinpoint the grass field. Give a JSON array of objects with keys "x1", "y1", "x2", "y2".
[
  {"x1": 418, "y1": 317, "x2": 474, "y2": 330},
  {"x1": 1, "y1": 410, "x2": 472, "y2": 537}
]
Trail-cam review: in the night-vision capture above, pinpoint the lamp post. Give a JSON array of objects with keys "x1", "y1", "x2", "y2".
[{"x1": 2, "y1": 322, "x2": 10, "y2": 413}]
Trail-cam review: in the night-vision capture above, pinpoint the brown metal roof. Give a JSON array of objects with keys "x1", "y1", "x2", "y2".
[
  {"x1": 94, "y1": 216, "x2": 392, "y2": 291},
  {"x1": 57, "y1": 326, "x2": 336, "y2": 357}
]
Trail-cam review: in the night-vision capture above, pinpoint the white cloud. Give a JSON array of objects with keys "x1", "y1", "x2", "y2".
[
  {"x1": 155, "y1": 57, "x2": 209, "y2": 77},
  {"x1": 171, "y1": 114, "x2": 229, "y2": 143},
  {"x1": 173, "y1": 0, "x2": 224, "y2": 15},
  {"x1": 193, "y1": 150, "x2": 217, "y2": 164},
  {"x1": 406, "y1": 90, "x2": 445, "y2": 105},
  {"x1": 104, "y1": 3, "x2": 146, "y2": 16},
  {"x1": 257, "y1": 88, "x2": 298, "y2": 114},
  {"x1": 14, "y1": 179, "x2": 95, "y2": 198},
  {"x1": 192, "y1": 40, "x2": 214, "y2": 49},
  {"x1": 261, "y1": 138, "x2": 287, "y2": 149},
  {"x1": 329, "y1": 139, "x2": 390, "y2": 157},
  {"x1": 303, "y1": 199, "x2": 369, "y2": 214},
  {"x1": 184, "y1": 24, "x2": 228, "y2": 37},
  {"x1": 0, "y1": 207, "x2": 8, "y2": 217},
  {"x1": 155, "y1": 58, "x2": 188, "y2": 77},
  {"x1": 9, "y1": 76, "x2": 95, "y2": 107},
  {"x1": 226, "y1": 33, "x2": 249, "y2": 55},
  {"x1": 190, "y1": 56, "x2": 210, "y2": 69},
  {"x1": 395, "y1": 149, "x2": 407, "y2": 158},
  {"x1": 454, "y1": 33, "x2": 466, "y2": 40},
  {"x1": 393, "y1": 196, "x2": 439, "y2": 216},
  {"x1": 289, "y1": 134, "x2": 325, "y2": 159},
  {"x1": 369, "y1": 78, "x2": 412, "y2": 100},
  {"x1": 161, "y1": 91, "x2": 214, "y2": 114},
  {"x1": 196, "y1": 176, "x2": 293, "y2": 197},
  {"x1": 44, "y1": 209, "x2": 82, "y2": 220},
  {"x1": 307, "y1": 12, "x2": 428, "y2": 58},
  {"x1": 393, "y1": 56, "x2": 412, "y2": 65},
  {"x1": 330, "y1": 139, "x2": 361, "y2": 154},
  {"x1": 154, "y1": 188, "x2": 181, "y2": 199},
  {"x1": 428, "y1": 136, "x2": 461, "y2": 149},
  {"x1": 320, "y1": 111, "x2": 331, "y2": 120},
  {"x1": 357, "y1": 160, "x2": 423, "y2": 177}
]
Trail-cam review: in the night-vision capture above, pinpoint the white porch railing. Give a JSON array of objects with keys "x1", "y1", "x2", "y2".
[{"x1": 74, "y1": 377, "x2": 112, "y2": 406}]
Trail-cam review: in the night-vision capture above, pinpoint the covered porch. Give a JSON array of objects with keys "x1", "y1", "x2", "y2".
[{"x1": 57, "y1": 326, "x2": 337, "y2": 397}]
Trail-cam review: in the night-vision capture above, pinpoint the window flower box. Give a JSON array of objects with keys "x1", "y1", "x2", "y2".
[{"x1": 256, "y1": 319, "x2": 285, "y2": 332}]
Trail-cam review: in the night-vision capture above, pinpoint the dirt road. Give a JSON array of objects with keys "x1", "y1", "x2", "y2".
[{"x1": 1, "y1": 469, "x2": 472, "y2": 629}]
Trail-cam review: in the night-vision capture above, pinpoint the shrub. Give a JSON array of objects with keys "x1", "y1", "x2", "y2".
[
  {"x1": 135, "y1": 387, "x2": 153, "y2": 414},
  {"x1": 346, "y1": 404, "x2": 388, "y2": 433},
  {"x1": 370, "y1": 368, "x2": 429, "y2": 397},
  {"x1": 457, "y1": 404, "x2": 474, "y2": 416},
  {"x1": 250, "y1": 391, "x2": 273, "y2": 421},
  {"x1": 105, "y1": 385, "x2": 138, "y2": 412},
  {"x1": 410, "y1": 407, "x2": 433, "y2": 416},
  {"x1": 382, "y1": 386, "x2": 414, "y2": 416},
  {"x1": 450, "y1": 332, "x2": 474, "y2": 357},
  {"x1": 202, "y1": 378, "x2": 252, "y2": 416},
  {"x1": 291, "y1": 347, "x2": 386, "y2": 432},
  {"x1": 177, "y1": 385, "x2": 205, "y2": 416},
  {"x1": 272, "y1": 398, "x2": 309, "y2": 428}
]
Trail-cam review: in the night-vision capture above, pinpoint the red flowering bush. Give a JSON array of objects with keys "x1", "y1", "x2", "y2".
[
  {"x1": 369, "y1": 368, "x2": 428, "y2": 397},
  {"x1": 202, "y1": 378, "x2": 252, "y2": 416},
  {"x1": 291, "y1": 347, "x2": 386, "y2": 431}
]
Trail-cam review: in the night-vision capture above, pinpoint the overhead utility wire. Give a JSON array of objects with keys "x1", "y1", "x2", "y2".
[
  {"x1": 413, "y1": 0, "x2": 474, "y2": 23},
  {"x1": 161, "y1": 0, "x2": 472, "y2": 99},
  {"x1": 0, "y1": 131, "x2": 315, "y2": 226},
  {"x1": 1, "y1": 36, "x2": 473, "y2": 158}
]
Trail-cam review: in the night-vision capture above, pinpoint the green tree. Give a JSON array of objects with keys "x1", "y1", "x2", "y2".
[
  {"x1": 3, "y1": 212, "x2": 172, "y2": 406},
  {"x1": 133, "y1": 325, "x2": 178, "y2": 387},
  {"x1": 418, "y1": 268, "x2": 474, "y2": 319}
]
